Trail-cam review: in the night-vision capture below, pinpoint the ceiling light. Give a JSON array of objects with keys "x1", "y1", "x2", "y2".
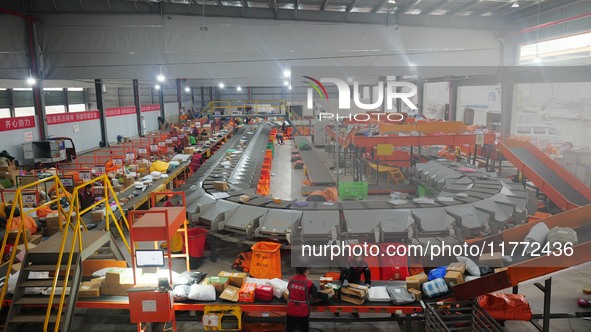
[
  {"x1": 283, "y1": 69, "x2": 291, "y2": 77},
  {"x1": 388, "y1": 0, "x2": 396, "y2": 3},
  {"x1": 155, "y1": 84, "x2": 161, "y2": 90},
  {"x1": 237, "y1": 86, "x2": 242, "y2": 91},
  {"x1": 288, "y1": 85, "x2": 292, "y2": 90},
  {"x1": 185, "y1": 86, "x2": 191, "y2": 93},
  {"x1": 26, "y1": 76, "x2": 36, "y2": 85},
  {"x1": 157, "y1": 74, "x2": 165, "y2": 82},
  {"x1": 283, "y1": 80, "x2": 289, "y2": 86},
  {"x1": 219, "y1": 82, "x2": 225, "y2": 88},
  {"x1": 511, "y1": 1, "x2": 519, "y2": 8},
  {"x1": 409, "y1": 62, "x2": 416, "y2": 67},
  {"x1": 533, "y1": 57, "x2": 541, "y2": 63}
]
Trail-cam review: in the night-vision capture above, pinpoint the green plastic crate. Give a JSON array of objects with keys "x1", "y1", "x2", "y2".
[
  {"x1": 267, "y1": 142, "x2": 275, "y2": 157},
  {"x1": 338, "y1": 182, "x2": 368, "y2": 200}
]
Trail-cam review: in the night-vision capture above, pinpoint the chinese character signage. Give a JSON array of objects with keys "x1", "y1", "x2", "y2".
[
  {"x1": 47, "y1": 111, "x2": 100, "y2": 125},
  {"x1": 140, "y1": 104, "x2": 160, "y2": 112},
  {"x1": 106, "y1": 106, "x2": 136, "y2": 117},
  {"x1": 0, "y1": 116, "x2": 35, "y2": 132}
]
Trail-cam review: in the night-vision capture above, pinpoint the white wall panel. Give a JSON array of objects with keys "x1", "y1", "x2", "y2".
[
  {"x1": 142, "y1": 110, "x2": 160, "y2": 133},
  {"x1": 107, "y1": 114, "x2": 138, "y2": 143},
  {"x1": 0, "y1": 126, "x2": 40, "y2": 164}
]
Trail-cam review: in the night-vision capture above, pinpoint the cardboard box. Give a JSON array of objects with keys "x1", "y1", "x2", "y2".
[
  {"x1": 43, "y1": 227, "x2": 60, "y2": 237},
  {"x1": 406, "y1": 273, "x2": 428, "y2": 291},
  {"x1": 319, "y1": 277, "x2": 333, "y2": 290},
  {"x1": 283, "y1": 289, "x2": 289, "y2": 302},
  {"x1": 219, "y1": 285, "x2": 240, "y2": 302},
  {"x1": 29, "y1": 234, "x2": 43, "y2": 245},
  {"x1": 340, "y1": 283, "x2": 368, "y2": 305},
  {"x1": 494, "y1": 268, "x2": 508, "y2": 274},
  {"x1": 238, "y1": 195, "x2": 250, "y2": 203},
  {"x1": 311, "y1": 288, "x2": 334, "y2": 304},
  {"x1": 93, "y1": 186, "x2": 106, "y2": 196},
  {"x1": 407, "y1": 288, "x2": 421, "y2": 302},
  {"x1": 0, "y1": 164, "x2": 17, "y2": 172},
  {"x1": 583, "y1": 288, "x2": 591, "y2": 295},
  {"x1": 444, "y1": 271, "x2": 464, "y2": 287},
  {"x1": 238, "y1": 283, "x2": 256, "y2": 303},
  {"x1": 45, "y1": 212, "x2": 61, "y2": 228},
  {"x1": 100, "y1": 281, "x2": 134, "y2": 296},
  {"x1": 79, "y1": 280, "x2": 102, "y2": 298},
  {"x1": 7, "y1": 230, "x2": 31, "y2": 244},
  {"x1": 124, "y1": 176, "x2": 135, "y2": 188},
  {"x1": 218, "y1": 271, "x2": 247, "y2": 288},
  {"x1": 214, "y1": 181, "x2": 228, "y2": 191},
  {"x1": 105, "y1": 268, "x2": 128, "y2": 284},
  {"x1": 447, "y1": 262, "x2": 467, "y2": 274},
  {"x1": 479, "y1": 252, "x2": 503, "y2": 268},
  {"x1": 113, "y1": 184, "x2": 124, "y2": 193},
  {"x1": 91, "y1": 210, "x2": 105, "y2": 222},
  {"x1": 208, "y1": 276, "x2": 229, "y2": 293}
]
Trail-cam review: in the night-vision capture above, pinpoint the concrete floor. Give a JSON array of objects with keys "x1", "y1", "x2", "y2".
[{"x1": 69, "y1": 138, "x2": 591, "y2": 331}]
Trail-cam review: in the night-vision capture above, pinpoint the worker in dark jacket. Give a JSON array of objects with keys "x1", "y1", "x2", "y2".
[
  {"x1": 286, "y1": 267, "x2": 333, "y2": 332},
  {"x1": 340, "y1": 253, "x2": 371, "y2": 286}
]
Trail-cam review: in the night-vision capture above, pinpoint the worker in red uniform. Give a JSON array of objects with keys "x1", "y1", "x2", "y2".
[
  {"x1": 340, "y1": 253, "x2": 371, "y2": 287},
  {"x1": 286, "y1": 267, "x2": 333, "y2": 332}
]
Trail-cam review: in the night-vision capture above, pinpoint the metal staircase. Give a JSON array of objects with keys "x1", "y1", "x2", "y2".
[
  {"x1": 0, "y1": 174, "x2": 130, "y2": 332},
  {"x1": 4, "y1": 253, "x2": 82, "y2": 332}
]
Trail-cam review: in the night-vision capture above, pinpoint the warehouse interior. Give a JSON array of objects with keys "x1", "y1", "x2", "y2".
[{"x1": 1, "y1": 0, "x2": 591, "y2": 331}]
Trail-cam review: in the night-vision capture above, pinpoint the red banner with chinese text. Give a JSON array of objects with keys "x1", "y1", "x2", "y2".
[
  {"x1": 0, "y1": 116, "x2": 36, "y2": 132},
  {"x1": 47, "y1": 111, "x2": 100, "y2": 125}
]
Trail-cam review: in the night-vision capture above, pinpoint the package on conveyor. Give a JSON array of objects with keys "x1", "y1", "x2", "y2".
[
  {"x1": 218, "y1": 271, "x2": 247, "y2": 287},
  {"x1": 422, "y1": 278, "x2": 449, "y2": 299},
  {"x1": 311, "y1": 287, "x2": 335, "y2": 304},
  {"x1": 319, "y1": 277, "x2": 332, "y2": 290},
  {"x1": 407, "y1": 288, "x2": 422, "y2": 301},
  {"x1": 214, "y1": 181, "x2": 228, "y2": 191},
  {"x1": 220, "y1": 285, "x2": 241, "y2": 302},
  {"x1": 268, "y1": 278, "x2": 289, "y2": 299},
  {"x1": 255, "y1": 284, "x2": 274, "y2": 302},
  {"x1": 79, "y1": 280, "x2": 102, "y2": 298},
  {"x1": 444, "y1": 261, "x2": 466, "y2": 287},
  {"x1": 340, "y1": 283, "x2": 368, "y2": 305},
  {"x1": 238, "y1": 283, "x2": 257, "y2": 303},
  {"x1": 208, "y1": 276, "x2": 229, "y2": 293},
  {"x1": 479, "y1": 252, "x2": 503, "y2": 268},
  {"x1": 101, "y1": 268, "x2": 136, "y2": 296},
  {"x1": 405, "y1": 272, "x2": 428, "y2": 291}
]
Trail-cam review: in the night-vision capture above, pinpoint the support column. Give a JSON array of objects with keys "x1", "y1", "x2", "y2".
[
  {"x1": 26, "y1": 20, "x2": 47, "y2": 140},
  {"x1": 209, "y1": 87, "x2": 213, "y2": 103},
  {"x1": 6, "y1": 89, "x2": 15, "y2": 118},
  {"x1": 395, "y1": 76, "x2": 402, "y2": 113},
  {"x1": 500, "y1": 73, "x2": 515, "y2": 137},
  {"x1": 95, "y1": 79, "x2": 108, "y2": 146},
  {"x1": 190, "y1": 87, "x2": 195, "y2": 110},
  {"x1": 159, "y1": 85, "x2": 165, "y2": 119},
  {"x1": 200, "y1": 87, "x2": 205, "y2": 107},
  {"x1": 176, "y1": 79, "x2": 182, "y2": 113},
  {"x1": 417, "y1": 79, "x2": 425, "y2": 116},
  {"x1": 63, "y1": 88, "x2": 70, "y2": 113},
  {"x1": 132, "y1": 79, "x2": 142, "y2": 136},
  {"x1": 448, "y1": 80, "x2": 458, "y2": 121}
]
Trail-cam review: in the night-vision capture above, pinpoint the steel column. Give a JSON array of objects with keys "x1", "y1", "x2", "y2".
[
  {"x1": 132, "y1": 79, "x2": 142, "y2": 136},
  {"x1": 95, "y1": 79, "x2": 109, "y2": 146}
]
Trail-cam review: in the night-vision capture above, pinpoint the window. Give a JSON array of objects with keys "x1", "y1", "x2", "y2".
[
  {"x1": 15, "y1": 107, "x2": 34, "y2": 116},
  {"x1": 45, "y1": 105, "x2": 66, "y2": 114},
  {"x1": 67, "y1": 87, "x2": 84, "y2": 91},
  {"x1": 533, "y1": 127, "x2": 546, "y2": 134},
  {"x1": 0, "y1": 108, "x2": 10, "y2": 118},
  {"x1": 69, "y1": 104, "x2": 86, "y2": 112},
  {"x1": 547, "y1": 128, "x2": 560, "y2": 135},
  {"x1": 43, "y1": 88, "x2": 64, "y2": 91},
  {"x1": 517, "y1": 126, "x2": 531, "y2": 134},
  {"x1": 520, "y1": 31, "x2": 591, "y2": 64}
]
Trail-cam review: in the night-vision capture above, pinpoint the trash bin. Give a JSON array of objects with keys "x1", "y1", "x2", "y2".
[
  {"x1": 185, "y1": 227, "x2": 207, "y2": 269},
  {"x1": 250, "y1": 241, "x2": 282, "y2": 279}
]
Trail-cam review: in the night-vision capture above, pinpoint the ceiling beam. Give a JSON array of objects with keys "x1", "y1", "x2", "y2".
[
  {"x1": 321, "y1": 0, "x2": 329, "y2": 11},
  {"x1": 392, "y1": 0, "x2": 421, "y2": 15},
  {"x1": 347, "y1": 0, "x2": 359, "y2": 12},
  {"x1": 371, "y1": 0, "x2": 388, "y2": 13},
  {"x1": 447, "y1": 0, "x2": 479, "y2": 15},
  {"x1": 51, "y1": 0, "x2": 58, "y2": 12},
  {"x1": 422, "y1": 0, "x2": 451, "y2": 15},
  {"x1": 79, "y1": 0, "x2": 85, "y2": 12},
  {"x1": 471, "y1": 1, "x2": 512, "y2": 17},
  {"x1": 506, "y1": 0, "x2": 581, "y2": 20},
  {"x1": 241, "y1": 0, "x2": 249, "y2": 8},
  {"x1": 105, "y1": 0, "x2": 112, "y2": 12}
]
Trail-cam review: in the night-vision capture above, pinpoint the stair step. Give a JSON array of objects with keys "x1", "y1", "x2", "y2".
[
  {"x1": 9, "y1": 314, "x2": 59, "y2": 324},
  {"x1": 19, "y1": 280, "x2": 66, "y2": 288},
  {"x1": 14, "y1": 297, "x2": 68, "y2": 305},
  {"x1": 24, "y1": 265, "x2": 77, "y2": 272}
]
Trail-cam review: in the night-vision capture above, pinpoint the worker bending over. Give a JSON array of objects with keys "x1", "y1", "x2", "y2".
[
  {"x1": 340, "y1": 252, "x2": 371, "y2": 287},
  {"x1": 286, "y1": 267, "x2": 333, "y2": 332}
]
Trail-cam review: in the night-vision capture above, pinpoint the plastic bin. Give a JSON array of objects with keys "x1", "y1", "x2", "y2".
[
  {"x1": 338, "y1": 182, "x2": 368, "y2": 200},
  {"x1": 250, "y1": 241, "x2": 282, "y2": 279},
  {"x1": 185, "y1": 227, "x2": 207, "y2": 258}
]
